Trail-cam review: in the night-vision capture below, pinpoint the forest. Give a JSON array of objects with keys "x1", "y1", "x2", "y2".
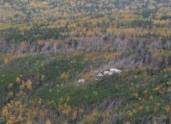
[{"x1": 0, "y1": 0, "x2": 171, "y2": 124}]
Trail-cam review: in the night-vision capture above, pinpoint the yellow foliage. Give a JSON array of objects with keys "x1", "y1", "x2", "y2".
[
  {"x1": 124, "y1": 121, "x2": 131, "y2": 124},
  {"x1": 60, "y1": 72, "x2": 69, "y2": 81},
  {"x1": 4, "y1": 57, "x2": 9, "y2": 64},
  {"x1": 45, "y1": 119, "x2": 52, "y2": 124},
  {"x1": 30, "y1": 1, "x2": 49, "y2": 9},
  {"x1": 59, "y1": 103, "x2": 72, "y2": 116},
  {"x1": 165, "y1": 105, "x2": 171, "y2": 113},
  {"x1": 80, "y1": 71, "x2": 94, "y2": 81},
  {"x1": 85, "y1": 52, "x2": 99, "y2": 60},
  {"x1": 101, "y1": 112, "x2": 110, "y2": 124},
  {"x1": 81, "y1": 110, "x2": 99, "y2": 124},
  {"x1": 104, "y1": 52, "x2": 121, "y2": 60},
  {"x1": 127, "y1": 111, "x2": 133, "y2": 117},
  {"x1": 57, "y1": 98, "x2": 82, "y2": 121},
  {"x1": 16, "y1": 77, "x2": 21, "y2": 83},
  {"x1": 26, "y1": 120, "x2": 33, "y2": 124},
  {"x1": 1, "y1": 99, "x2": 49, "y2": 124},
  {"x1": 25, "y1": 80, "x2": 33, "y2": 90},
  {"x1": 17, "y1": 79, "x2": 33, "y2": 91},
  {"x1": 164, "y1": 67, "x2": 171, "y2": 72},
  {"x1": 85, "y1": 52, "x2": 120, "y2": 62},
  {"x1": 3, "y1": 53, "x2": 26, "y2": 64}
]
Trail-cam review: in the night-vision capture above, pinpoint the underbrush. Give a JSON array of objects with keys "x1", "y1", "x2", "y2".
[{"x1": 0, "y1": 54, "x2": 171, "y2": 123}]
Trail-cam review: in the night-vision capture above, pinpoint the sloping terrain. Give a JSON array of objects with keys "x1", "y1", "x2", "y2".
[
  {"x1": 0, "y1": 53, "x2": 171, "y2": 123},
  {"x1": 0, "y1": 0, "x2": 171, "y2": 124}
]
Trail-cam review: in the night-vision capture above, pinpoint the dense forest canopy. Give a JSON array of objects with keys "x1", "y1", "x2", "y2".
[{"x1": 0, "y1": 0, "x2": 171, "y2": 124}]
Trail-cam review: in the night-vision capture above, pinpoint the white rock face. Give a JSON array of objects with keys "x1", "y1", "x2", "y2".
[
  {"x1": 109, "y1": 68, "x2": 122, "y2": 73},
  {"x1": 107, "y1": 71, "x2": 114, "y2": 76},
  {"x1": 78, "y1": 79, "x2": 85, "y2": 84},
  {"x1": 95, "y1": 68, "x2": 122, "y2": 81},
  {"x1": 96, "y1": 73, "x2": 103, "y2": 80},
  {"x1": 103, "y1": 71, "x2": 110, "y2": 75},
  {"x1": 97, "y1": 72, "x2": 103, "y2": 77}
]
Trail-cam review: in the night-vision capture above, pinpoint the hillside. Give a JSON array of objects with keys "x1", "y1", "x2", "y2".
[{"x1": 0, "y1": 0, "x2": 171, "y2": 124}]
